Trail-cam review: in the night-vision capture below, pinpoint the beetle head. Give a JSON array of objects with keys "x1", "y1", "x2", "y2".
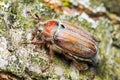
[{"x1": 38, "y1": 20, "x2": 59, "y2": 38}]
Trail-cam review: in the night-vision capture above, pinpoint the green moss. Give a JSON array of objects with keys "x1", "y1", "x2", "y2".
[
  {"x1": 30, "y1": 53, "x2": 48, "y2": 68},
  {"x1": 21, "y1": 0, "x2": 35, "y2": 4},
  {"x1": 63, "y1": 69, "x2": 73, "y2": 80},
  {"x1": 62, "y1": 0, "x2": 71, "y2": 7},
  {"x1": 0, "y1": 25, "x2": 5, "y2": 30}
]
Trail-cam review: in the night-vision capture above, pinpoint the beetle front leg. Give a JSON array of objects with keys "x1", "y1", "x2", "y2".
[
  {"x1": 42, "y1": 45, "x2": 53, "y2": 72},
  {"x1": 31, "y1": 21, "x2": 42, "y2": 41},
  {"x1": 31, "y1": 41, "x2": 45, "y2": 45},
  {"x1": 26, "y1": 11, "x2": 43, "y2": 41},
  {"x1": 22, "y1": 41, "x2": 45, "y2": 45}
]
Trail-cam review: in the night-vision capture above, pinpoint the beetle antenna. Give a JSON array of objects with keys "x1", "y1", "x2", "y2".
[
  {"x1": 26, "y1": 11, "x2": 41, "y2": 22},
  {"x1": 35, "y1": 13, "x2": 41, "y2": 21},
  {"x1": 26, "y1": 11, "x2": 37, "y2": 20}
]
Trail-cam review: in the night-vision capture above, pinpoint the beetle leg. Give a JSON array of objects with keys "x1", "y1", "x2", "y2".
[
  {"x1": 63, "y1": 53, "x2": 88, "y2": 71},
  {"x1": 31, "y1": 22, "x2": 42, "y2": 41},
  {"x1": 42, "y1": 45, "x2": 53, "y2": 72},
  {"x1": 72, "y1": 59, "x2": 88, "y2": 71},
  {"x1": 30, "y1": 41, "x2": 45, "y2": 45},
  {"x1": 26, "y1": 11, "x2": 45, "y2": 41},
  {"x1": 22, "y1": 41, "x2": 45, "y2": 45},
  {"x1": 26, "y1": 12, "x2": 41, "y2": 41},
  {"x1": 63, "y1": 54, "x2": 95, "y2": 79},
  {"x1": 63, "y1": 53, "x2": 74, "y2": 60}
]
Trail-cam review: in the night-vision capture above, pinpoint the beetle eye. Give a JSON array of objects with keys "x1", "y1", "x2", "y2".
[
  {"x1": 56, "y1": 24, "x2": 66, "y2": 33},
  {"x1": 60, "y1": 24, "x2": 65, "y2": 29},
  {"x1": 38, "y1": 29, "x2": 42, "y2": 33}
]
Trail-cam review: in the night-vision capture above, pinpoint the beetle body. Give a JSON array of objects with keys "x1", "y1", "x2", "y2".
[
  {"x1": 41, "y1": 20, "x2": 98, "y2": 57},
  {"x1": 30, "y1": 19, "x2": 98, "y2": 71}
]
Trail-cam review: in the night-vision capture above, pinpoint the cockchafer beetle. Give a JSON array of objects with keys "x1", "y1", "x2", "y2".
[{"x1": 25, "y1": 12, "x2": 98, "y2": 72}]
